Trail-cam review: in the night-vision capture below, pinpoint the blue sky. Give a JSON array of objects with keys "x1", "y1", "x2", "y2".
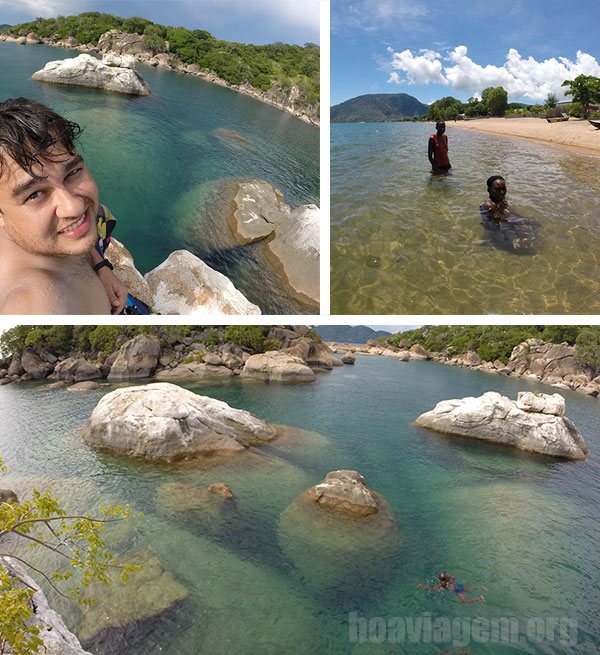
[
  {"x1": 331, "y1": 0, "x2": 600, "y2": 106},
  {"x1": 0, "y1": 0, "x2": 319, "y2": 45}
]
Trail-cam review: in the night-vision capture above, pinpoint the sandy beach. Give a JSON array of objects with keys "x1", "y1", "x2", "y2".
[{"x1": 452, "y1": 117, "x2": 600, "y2": 157}]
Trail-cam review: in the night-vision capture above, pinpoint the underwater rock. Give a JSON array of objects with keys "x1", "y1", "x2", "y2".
[
  {"x1": 77, "y1": 549, "x2": 188, "y2": 644},
  {"x1": 31, "y1": 53, "x2": 150, "y2": 95},
  {"x1": 278, "y1": 471, "x2": 398, "y2": 592},
  {"x1": 84, "y1": 383, "x2": 278, "y2": 461},
  {"x1": 415, "y1": 391, "x2": 587, "y2": 460}
]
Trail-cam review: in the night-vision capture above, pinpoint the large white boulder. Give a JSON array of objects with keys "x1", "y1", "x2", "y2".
[
  {"x1": 415, "y1": 391, "x2": 587, "y2": 460},
  {"x1": 145, "y1": 250, "x2": 261, "y2": 315},
  {"x1": 83, "y1": 383, "x2": 277, "y2": 461},
  {"x1": 240, "y1": 351, "x2": 316, "y2": 382},
  {"x1": 32, "y1": 54, "x2": 150, "y2": 95}
]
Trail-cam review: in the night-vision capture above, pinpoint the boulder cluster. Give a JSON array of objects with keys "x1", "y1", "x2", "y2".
[
  {"x1": 0, "y1": 327, "x2": 341, "y2": 387},
  {"x1": 330, "y1": 338, "x2": 600, "y2": 399}
]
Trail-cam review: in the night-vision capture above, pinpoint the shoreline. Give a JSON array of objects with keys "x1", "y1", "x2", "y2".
[
  {"x1": 451, "y1": 117, "x2": 600, "y2": 158},
  {"x1": 0, "y1": 35, "x2": 319, "y2": 127},
  {"x1": 327, "y1": 341, "x2": 600, "y2": 400}
]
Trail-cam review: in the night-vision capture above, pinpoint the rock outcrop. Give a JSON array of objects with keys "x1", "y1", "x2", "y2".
[
  {"x1": 107, "y1": 334, "x2": 160, "y2": 380},
  {"x1": 228, "y1": 181, "x2": 319, "y2": 307},
  {"x1": 304, "y1": 470, "x2": 382, "y2": 517},
  {"x1": 83, "y1": 383, "x2": 278, "y2": 461},
  {"x1": 52, "y1": 357, "x2": 103, "y2": 382},
  {"x1": 415, "y1": 391, "x2": 588, "y2": 460},
  {"x1": 1, "y1": 558, "x2": 92, "y2": 655},
  {"x1": 145, "y1": 250, "x2": 261, "y2": 315},
  {"x1": 278, "y1": 471, "x2": 398, "y2": 593},
  {"x1": 241, "y1": 352, "x2": 316, "y2": 382},
  {"x1": 32, "y1": 53, "x2": 150, "y2": 95}
]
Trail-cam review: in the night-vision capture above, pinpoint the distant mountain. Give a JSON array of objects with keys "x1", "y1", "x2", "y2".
[
  {"x1": 316, "y1": 325, "x2": 393, "y2": 344},
  {"x1": 331, "y1": 93, "x2": 428, "y2": 123},
  {"x1": 0, "y1": 24, "x2": 11, "y2": 30}
]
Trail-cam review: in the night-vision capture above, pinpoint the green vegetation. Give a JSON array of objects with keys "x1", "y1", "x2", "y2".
[
  {"x1": 427, "y1": 96, "x2": 464, "y2": 121},
  {"x1": 3, "y1": 12, "x2": 319, "y2": 111},
  {"x1": 562, "y1": 75, "x2": 600, "y2": 119},
  {"x1": 0, "y1": 456, "x2": 140, "y2": 654},
  {"x1": 383, "y1": 326, "x2": 600, "y2": 368},
  {"x1": 221, "y1": 326, "x2": 280, "y2": 353},
  {"x1": 545, "y1": 93, "x2": 558, "y2": 109}
]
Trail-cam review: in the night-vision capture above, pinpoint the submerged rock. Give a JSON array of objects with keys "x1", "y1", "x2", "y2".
[
  {"x1": 415, "y1": 391, "x2": 587, "y2": 460},
  {"x1": 278, "y1": 470, "x2": 398, "y2": 593},
  {"x1": 32, "y1": 53, "x2": 150, "y2": 95},
  {"x1": 78, "y1": 549, "x2": 188, "y2": 645},
  {"x1": 83, "y1": 383, "x2": 278, "y2": 461},
  {"x1": 228, "y1": 181, "x2": 320, "y2": 306}
]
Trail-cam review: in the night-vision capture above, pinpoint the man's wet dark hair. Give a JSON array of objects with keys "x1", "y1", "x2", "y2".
[
  {"x1": 0, "y1": 97, "x2": 82, "y2": 179},
  {"x1": 486, "y1": 175, "x2": 505, "y2": 190}
]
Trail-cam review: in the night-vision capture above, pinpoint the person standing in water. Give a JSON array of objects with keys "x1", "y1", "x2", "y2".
[{"x1": 428, "y1": 120, "x2": 451, "y2": 174}]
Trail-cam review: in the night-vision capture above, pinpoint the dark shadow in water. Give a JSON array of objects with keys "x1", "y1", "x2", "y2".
[
  {"x1": 82, "y1": 598, "x2": 192, "y2": 655},
  {"x1": 480, "y1": 215, "x2": 541, "y2": 255}
]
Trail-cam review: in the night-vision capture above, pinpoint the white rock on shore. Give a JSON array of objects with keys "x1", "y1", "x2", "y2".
[
  {"x1": 144, "y1": 250, "x2": 261, "y2": 315},
  {"x1": 31, "y1": 53, "x2": 150, "y2": 95},
  {"x1": 240, "y1": 351, "x2": 316, "y2": 382},
  {"x1": 415, "y1": 391, "x2": 588, "y2": 460}
]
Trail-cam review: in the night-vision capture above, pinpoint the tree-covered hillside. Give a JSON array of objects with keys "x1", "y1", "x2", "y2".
[
  {"x1": 382, "y1": 325, "x2": 600, "y2": 370},
  {"x1": 2, "y1": 13, "x2": 319, "y2": 110},
  {"x1": 331, "y1": 93, "x2": 428, "y2": 123}
]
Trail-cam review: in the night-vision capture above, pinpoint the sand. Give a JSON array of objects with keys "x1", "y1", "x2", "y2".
[{"x1": 452, "y1": 117, "x2": 600, "y2": 157}]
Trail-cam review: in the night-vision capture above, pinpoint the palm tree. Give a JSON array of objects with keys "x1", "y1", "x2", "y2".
[{"x1": 544, "y1": 93, "x2": 558, "y2": 109}]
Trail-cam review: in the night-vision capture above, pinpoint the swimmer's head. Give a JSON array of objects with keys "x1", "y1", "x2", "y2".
[
  {"x1": 439, "y1": 572, "x2": 447, "y2": 581},
  {"x1": 487, "y1": 175, "x2": 507, "y2": 202},
  {"x1": 487, "y1": 175, "x2": 505, "y2": 190}
]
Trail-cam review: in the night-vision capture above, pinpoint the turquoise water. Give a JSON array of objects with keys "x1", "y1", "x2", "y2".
[
  {"x1": 1, "y1": 356, "x2": 599, "y2": 653},
  {"x1": 0, "y1": 42, "x2": 319, "y2": 313},
  {"x1": 331, "y1": 122, "x2": 600, "y2": 314}
]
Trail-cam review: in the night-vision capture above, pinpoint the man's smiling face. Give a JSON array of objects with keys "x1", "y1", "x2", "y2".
[{"x1": 0, "y1": 147, "x2": 99, "y2": 258}]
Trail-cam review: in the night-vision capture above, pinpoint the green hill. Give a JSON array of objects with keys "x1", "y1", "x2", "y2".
[
  {"x1": 331, "y1": 93, "x2": 428, "y2": 123},
  {"x1": 316, "y1": 325, "x2": 392, "y2": 344},
  {"x1": 4, "y1": 13, "x2": 319, "y2": 112}
]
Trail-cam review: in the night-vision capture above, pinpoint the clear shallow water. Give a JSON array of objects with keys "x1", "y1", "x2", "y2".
[
  {"x1": 0, "y1": 42, "x2": 319, "y2": 313},
  {"x1": 1, "y1": 357, "x2": 600, "y2": 654},
  {"x1": 331, "y1": 122, "x2": 600, "y2": 314}
]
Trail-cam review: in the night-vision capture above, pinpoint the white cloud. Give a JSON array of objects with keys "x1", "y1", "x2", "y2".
[
  {"x1": 387, "y1": 47, "x2": 446, "y2": 85},
  {"x1": 386, "y1": 45, "x2": 600, "y2": 101}
]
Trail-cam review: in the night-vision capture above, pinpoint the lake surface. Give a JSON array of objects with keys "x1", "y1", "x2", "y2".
[
  {"x1": 1, "y1": 356, "x2": 599, "y2": 654},
  {"x1": 0, "y1": 42, "x2": 319, "y2": 313},
  {"x1": 331, "y1": 122, "x2": 600, "y2": 314}
]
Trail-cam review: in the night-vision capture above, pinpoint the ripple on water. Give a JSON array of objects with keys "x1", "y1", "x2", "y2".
[{"x1": 331, "y1": 122, "x2": 600, "y2": 314}]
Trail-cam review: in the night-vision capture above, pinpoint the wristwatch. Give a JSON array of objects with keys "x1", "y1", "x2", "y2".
[{"x1": 93, "y1": 258, "x2": 114, "y2": 273}]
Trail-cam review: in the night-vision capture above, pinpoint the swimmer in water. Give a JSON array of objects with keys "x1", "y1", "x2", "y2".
[
  {"x1": 480, "y1": 176, "x2": 539, "y2": 251},
  {"x1": 417, "y1": 572, "x2": 485, "y2": 603},
  {"x1": 428, "y1": 121, "x2": 451, "y2": 174}
]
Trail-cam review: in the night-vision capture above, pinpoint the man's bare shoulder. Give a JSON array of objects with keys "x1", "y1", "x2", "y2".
[{"x1": 0, "y1": 269, "x2": 69, "y2": 315}]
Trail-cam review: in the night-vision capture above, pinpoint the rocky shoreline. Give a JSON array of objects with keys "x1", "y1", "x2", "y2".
[
  {"x1": 0, "y1": 31, "x2": 319, "y2": 126},
  {"x1": 0, "y1": 327, "x2": 342, "y2": 387},
  {"x1": 328, "y1": 338, "x2": 600, "y2": 399}
]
